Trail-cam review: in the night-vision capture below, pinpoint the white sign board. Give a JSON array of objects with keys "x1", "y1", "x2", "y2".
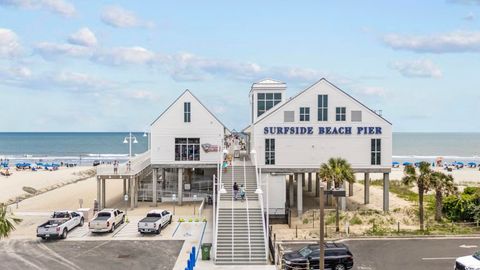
[{"x1": 124, "y1": 194, "x2": 129, "y2": 201}]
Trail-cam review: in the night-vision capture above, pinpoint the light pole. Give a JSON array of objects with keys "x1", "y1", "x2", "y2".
[
  {"x1": 123, "y1": 132, "x2": 138, "y2": 158},
  {"x1": 319, "y1": 183, "x2": 325, "y2": 270}
]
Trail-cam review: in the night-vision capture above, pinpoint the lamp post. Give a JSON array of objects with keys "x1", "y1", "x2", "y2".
[
  {"x1": 319, "y1": 183, "x2": 325, "y2": 270},
  {"x1": 123, "y1": 132, "x2": 138, "y2": 158}
]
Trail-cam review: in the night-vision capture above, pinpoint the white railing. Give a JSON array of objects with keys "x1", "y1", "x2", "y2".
[
  {"x1": 214, "y1": 145, "x2": 224, "y2": 261},
  {"x1": 253, "y1": 155, "x2": 268, "y2": 261},
  {"x1": 96, "y1": 150, "x2": 150, "y2": 176},
  {"x1": 243, "y1": 158, "x2": 252, "y2": 261},
  {"x1": 231, "y1": 158, "x2": 235, "y2": 262}
]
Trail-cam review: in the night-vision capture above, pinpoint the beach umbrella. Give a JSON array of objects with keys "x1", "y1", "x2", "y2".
[
  {"x1": 403, "y1": 162, "x2": 412, "y2": 166},
  {"x1": 467, "y1": 162, "x2": 477, "y2": 167}
]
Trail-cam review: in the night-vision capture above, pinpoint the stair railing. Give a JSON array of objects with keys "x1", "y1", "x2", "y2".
[
  {"x1": 243, "y1": 157, "x2": 252, "y2": 261},
  {"x1": 253, "y1": 152, "x2": 268, "y2": 261},
  {"x1": 213, "y1": 142, "x2": 224, "y2": 261},
  {"x1": 231, "y1": 158, "x2": 235, "y2": 262}
]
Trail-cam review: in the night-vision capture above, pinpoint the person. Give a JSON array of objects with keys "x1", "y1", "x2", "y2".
[
  {"x1": 239, "y1": 184, "x2": 246, "y2": 201},
  {"x1": 233, "y1": 182, "x2": 239, "y2": 200},
  {"x1": 127, "y1": 160, "x2": 131, "y2": 172},
  {"x1": 113, "y1": 160, "x2": 118, "y2": 174}
]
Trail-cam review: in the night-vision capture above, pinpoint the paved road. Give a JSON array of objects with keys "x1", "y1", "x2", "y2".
[
  {"x1": 283, "y1": 237, "x2": 480, "y2": 270},
  {"x1": 0, "y1": 239, "x2": 184, "y2": 270}
]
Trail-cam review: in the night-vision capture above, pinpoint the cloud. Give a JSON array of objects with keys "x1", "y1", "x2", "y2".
[
  {"x1": 100, "y1": 5, "x2": 153, "y2": 28},
  {"x1": 448, "y1": 0, "x2": 480, "y2": 4},
  {"x1": 35, "y1": 42, "x2": 93, "y2": 59},
  {"x1": 390, "y1": 59, "x2": 442, "y2": 78},
  {"x1": 382, "y1": 31, "x2": 480, "y2": 53},
  {"x1": 359, "y1": 86, "x2": 387, "y2": 97},
  {"x1": 51, "y1": 71, "x2": 114, "y2": 91},
  {"x1": 463, "y1": 12, "x2": 476, "y2": 21},
  {"x1": 0, "y1": 28, "x2": 22, "y2": 58},
  {"x1": 92, "y1": 46, "x2": 156, "y2": 65},
  {"x1": 0, "y1": 0, "x2": 75, "y2": 17},
  {"x1": 68, "y1": 28, "x2": 97, "y2": 47}
]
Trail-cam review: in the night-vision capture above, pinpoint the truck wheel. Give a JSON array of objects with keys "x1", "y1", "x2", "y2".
[
  {"x1": 79, "y1": 218, "x2": 84, "y2": 227},
  {"x1": 169, "y1": 216, "x2": 172, "y2": 224},
  {"x1": 110, "y1": 223, "x2": 115, "y2": 233},
  {"x1": 156, "y1": 228, "x2": 161, "y2": 235},
  {"x1": 334, "y1": 264, "x2": 346, "y2": 270},
  {"x1": 121, "y1": 216, "x2": 125, "y2": 224},
  {"x1": 61, "y1": 229, "x2": 68, "y2": 239}
]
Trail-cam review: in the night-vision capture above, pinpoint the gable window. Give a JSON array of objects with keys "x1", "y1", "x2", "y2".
[
  {"x1": 317, "y1": 95, "x2": 328, "y2": 121},
  {"x1": 371, "y1": 138, "x2": 381, "y2": 165},
  {"x1": 265, "y1": 138, "x2": 275, "y2": 165},
  {"x1": 175, "y1": 138, "x2": 200, "y2": 161},
  {"x1": 336, "y1": 107, "x2": 346, "y2": 121},
  {"x1": 257, "y1": 93, "x2": 282, "y2": 117},
  {"x1": 300, "y1": 107, "x2": 310, "y2": 121},
  {"x1": 184, "y1": 102, "x2": 191, "y2": 122}
]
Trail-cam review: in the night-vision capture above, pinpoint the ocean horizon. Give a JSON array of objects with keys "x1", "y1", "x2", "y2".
[{"x1": 1, "y1": 132, "x2": 479, "y2": 165}]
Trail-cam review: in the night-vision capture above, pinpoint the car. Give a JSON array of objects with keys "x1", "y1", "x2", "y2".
[
  {"x1": 89, "y1": 208, "x2": 125, "y2": 233},
  {"x1": 138, "y1": 209, "x2": 173, "y2": 234},
  {"x1": 282, "y1": 243, "x2": 354, "y2": 270},
  {"x1": 36, "y1": 211, "x2": 84, "y2": 240},
  {"x1": 93, "y1": 160, "x2": 101, "y2": 166},
  {"x1": 455, "y1": 251, "x2": 480, "y2": 270}
]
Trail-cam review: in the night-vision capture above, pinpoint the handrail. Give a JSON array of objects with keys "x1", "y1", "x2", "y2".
[
  {"x1": 213, "y1": 142, "x2": 224, "y2": 261},
  {"x1": 231, "y1": 158, "x2": 235, "y2": 262},
  {"x1": 253, "y1": 153, "x2": 268, "y2": 261},
  {"x1": 243, "y1": 157, "x2": 252, "y2": 261}
]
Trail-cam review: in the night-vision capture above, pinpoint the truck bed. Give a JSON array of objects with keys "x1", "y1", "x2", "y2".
[{"x1": 139, "y1": 216, "x2": 161, "y2": 223}]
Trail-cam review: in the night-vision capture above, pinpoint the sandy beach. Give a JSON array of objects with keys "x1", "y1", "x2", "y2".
[
  {"x1": 357, "y1": 167, "x2": 480, "y2": 184},
  {"x1": 0, "y1": 166, "x2": 96, "y2": 204}
]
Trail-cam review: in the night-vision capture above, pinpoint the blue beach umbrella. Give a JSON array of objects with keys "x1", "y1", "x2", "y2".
[{"x1": 403, "y1": 162, "x2": 412, "y2": 166}]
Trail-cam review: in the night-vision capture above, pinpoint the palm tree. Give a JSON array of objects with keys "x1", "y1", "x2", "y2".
[
  {"x1": 431, "y1": 172, "x2": 456, "y2": 222},
  {"x1": 0, "y1": 203, "x2": 22, "y2": 239},
  {"x1": 402, "y1": 162, "x2": 433, "y2": 231},
  {"x1": 319, "y1": 157, "x2": 355, "y2": 232}
]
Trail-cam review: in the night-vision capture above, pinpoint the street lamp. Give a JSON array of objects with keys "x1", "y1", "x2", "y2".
[{"x1": 123, "y1": 132, "x2": 138, "y2": 158}]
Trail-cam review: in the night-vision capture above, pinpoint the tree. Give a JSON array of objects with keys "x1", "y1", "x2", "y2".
[
  {"x1": 319, "y1": 157, "x2": 355, "y2": 232},
  {"x1": 431, "y1": 172, "x2": 456, "y2": 222},
  {"x1": 402, "y1": 162, "x2": 433, "y2": 231},
  {"x1": 0, "y1": 203, "x2": 22, "y2": 239}
]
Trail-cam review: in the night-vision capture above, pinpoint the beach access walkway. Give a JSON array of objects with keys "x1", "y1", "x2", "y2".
[{"x1": 96, "y1": 150, "x2": 151, "y2": 209}]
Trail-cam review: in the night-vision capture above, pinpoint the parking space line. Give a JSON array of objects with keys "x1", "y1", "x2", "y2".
[
  {"x1": 172, "y1": 222, "x2": 181, "y2": 237},
  {"x1": 111, "y1": 222, "x2": 128, "y2": 237},
  {"x1": 421, "y1": 257, "x2": 457, "y2": 260}
]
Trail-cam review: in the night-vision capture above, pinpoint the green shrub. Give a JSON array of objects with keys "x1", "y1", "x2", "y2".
[
  {"x1": 443, "y1": 194, "x2": 479, "y2": 221},
  {"x1": 202, "y1": 218, "x2": 207, "y2": 222},
  {"x1": 303, "y1": 218, "x2": 309, "y2": 224},
  {"x1": 194, "y1": 218, "x2": 200, "y2": 222},
  {"x1": 188, "y1": 218, "x2": 193, "y2": 222},
  {"x1": 463, "y1": 187, "x2": 480, "y2": 196},
  {"x1": 350, "y1": 215, "x2": 362, "y2": 225},
  {"x1": 178, "y1": 218, "x2": 185, "y2": 222}
]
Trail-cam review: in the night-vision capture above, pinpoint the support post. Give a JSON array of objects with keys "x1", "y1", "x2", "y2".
[
  {"x1": 129, "y1": 177, "x2": 134, "y2": 209},
  {"x1": 364, "y1": 173, "x2": 370, "y2": 204},
  {"x1": 307, "y1": 172, "x2": 312, "y2": 192},
  {"x1": 297, "y1": 173, "x2": 303, "y2": 216},
  {"x1": 315, "y1": 173, "x2": 320, "y2": 197},
  {"x1": 152, "y1": 168, "x2": 158, "y2": 206},
  {"x1": 326, "y1": 180, "x2": 332, "y2": 206},
  {"x1": 97, "y1": 177, "x2": 101, "y2": 209},
  {"x1": 123, "y1": 179, "x2": 127, "y2": 196},
  {"x1": 178, "y1": 168, "x2": 183, "y2": 206},
  {"x1": 383, "y1": 173, "x2": 389, "y2": 212},
  {"x1": 101, "y1": 179, "x2": 106, "y2": 209},
  {"x1": 289, "y1": 175, "x2": 294, "y2": 207},
  {"x1": 349, "y1": 181, "x2": 354, "y2": 197}
]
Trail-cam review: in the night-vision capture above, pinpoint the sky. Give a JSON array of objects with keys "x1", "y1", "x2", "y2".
[{"x1": 1, "y1": 0, "x2": 480, "y2": 132}]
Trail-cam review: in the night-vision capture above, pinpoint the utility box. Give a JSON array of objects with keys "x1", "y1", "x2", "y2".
[{"x1": 201, "y1": 243, "x2": 212, "y2": 260}]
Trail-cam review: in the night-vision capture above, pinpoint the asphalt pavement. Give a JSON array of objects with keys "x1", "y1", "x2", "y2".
[
  {"x1": 0, "y1": 239, "x2": 184, "y2": 270},
  {"x1": 283, "y1": 237, "x2": 480, "y2": 270}
]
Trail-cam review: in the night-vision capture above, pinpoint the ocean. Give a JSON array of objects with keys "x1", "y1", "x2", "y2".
[{"x1": 0, "y1": 132, "x2": 479, "y2": 165}]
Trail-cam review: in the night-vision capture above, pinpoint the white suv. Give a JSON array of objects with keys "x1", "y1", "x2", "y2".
[{"x1": 455, "y1": 251, "x2": 480, "y2": 270}]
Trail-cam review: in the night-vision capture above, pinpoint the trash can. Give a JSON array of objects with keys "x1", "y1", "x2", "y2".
[{"x1": 201, "y1": 243, "x2": 212, "y2": 260}]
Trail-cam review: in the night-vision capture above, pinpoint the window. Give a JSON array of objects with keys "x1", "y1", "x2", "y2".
[
  {"x1": 284, "y1": 111, "x2": 294, "y2": 122},
  {"x1": 257, "y1": 92, "x2": 281, "y2": 117},
  {"x1": 175, "y1": 138, "x2": 200, "y2": 161},
  {"x1": 265, "y1": 138, "x2": 275, "y2": 165},
  {"x1": 336, "y1": 107, "x2": 346, "y2": 121},
  {"x1": 351, "y1": 110, "x2": 362, "y2": 122},
  {"x1": 184, "y1": 102, "x2": 191, "y2": 122},
  {"x1": 371, "y1": 139, "x2": 381, "y2": 165},
  {"x1": 300, "y1": 107, "x2": 310, "y2": 121},
  {"x1": 317, "y1": 95, "x2": 328, "y2": 121}
]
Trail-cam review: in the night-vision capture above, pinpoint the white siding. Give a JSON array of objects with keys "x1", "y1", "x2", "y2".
[
  {"x1": 150, "y1": 91, "x2": 225, "y2": 165},
  {"x1": 251, "y1": 79, "x2": 392, "y2": 170}
]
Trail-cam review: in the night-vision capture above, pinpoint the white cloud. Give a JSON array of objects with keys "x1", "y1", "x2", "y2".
[
  {"x1": 51, "y1": 71, "x2": 113, "y2": 91},
  {"x1": 359, "y1": 86, "x2": 386, "y2": 97},
  {"x1": 390, "y1": 59, "x2": 442, "y2": 78},
  {"x1": 68, "y1": 28, "x2": 97, "y2": 47},
  {"x1": 383, "y1": 31, "x2": 480, "y2": 53},
  {"x1": 0, "y1": 28, "x2": 22, "y2": 58},
  {"x1": 463, "y1": 12, "x2": 476, "y2": 21},
  {"x1": 92, "y1": 46, "x2": 156, "y2": 65},
  {"x1": 35, "y1": 42, "x2": 93, "y2": 59},
  {"x1": 0, "y1": 0, "x2": 75, "y2": 17},
  {"x1": 100, "y1": 6, "x2": 153, "y2": 28}
]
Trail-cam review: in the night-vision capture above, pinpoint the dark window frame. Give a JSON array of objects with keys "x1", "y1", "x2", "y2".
[
  {"x1": 317, "y1": 95, "x2": 328, "y2": 121},
  {"x1": 175, "y1": 137, "x2": 200, "y2": 161},
  {"x1": 184, "y1": 102, "x2": 191, "y2": 122},
  {"x1": 265, "y1": 138, "x2": 275, "y2": 165},
  {"x1": 371, "y1": 138, "x2": 381, "y2": 165},
  {"x1": 300, "y1": 107, "x2": 310, "y2": 122},
  {"x1": 336, "y1": 107, "x2": 346, "y2": 121}
]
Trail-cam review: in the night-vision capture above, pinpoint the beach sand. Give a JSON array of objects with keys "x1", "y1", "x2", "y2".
[
  {"x1": 0, "y1": 167, "x2": 95, "y2": 204},
  {"x1": 357, "y1": 167, "x2": 480, "y2": 184}
]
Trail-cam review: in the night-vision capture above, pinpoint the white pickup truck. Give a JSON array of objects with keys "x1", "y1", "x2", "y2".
[
  {"x1": 455, "y1": 251, "x2": 480, "y2": 270},
  {"x1": 138, "y1": 209, "x2": 172, "y2": 234},
  {"x1": 36, "y1": 211, "x2": 84, "y2": 240},
  {"x1": 89, "y1": 208, "x2": 125, "y2": 233}
]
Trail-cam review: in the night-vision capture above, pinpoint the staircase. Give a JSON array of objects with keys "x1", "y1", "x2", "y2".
[{"x1": 215, "y1": 159, "x2": 267, "y2": 265}]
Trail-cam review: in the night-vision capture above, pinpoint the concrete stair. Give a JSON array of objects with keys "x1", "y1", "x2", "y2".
[{"x1": 215, "y1": 160, "x2": 267, "y2": 265}]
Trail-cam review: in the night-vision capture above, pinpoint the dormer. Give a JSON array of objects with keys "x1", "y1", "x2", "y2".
[{"x1": 249, "y1": 79, "x2": 286, "y2": 123}]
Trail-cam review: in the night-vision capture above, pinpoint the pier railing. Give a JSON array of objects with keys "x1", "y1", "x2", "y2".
[{"x1": 96, "y1": 150, "x2": 150, "y2": 176}]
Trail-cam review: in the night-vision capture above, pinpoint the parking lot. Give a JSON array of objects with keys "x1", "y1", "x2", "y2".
[{"x1": 0, "y1": 239, "x2": 184, "y2": 270}]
